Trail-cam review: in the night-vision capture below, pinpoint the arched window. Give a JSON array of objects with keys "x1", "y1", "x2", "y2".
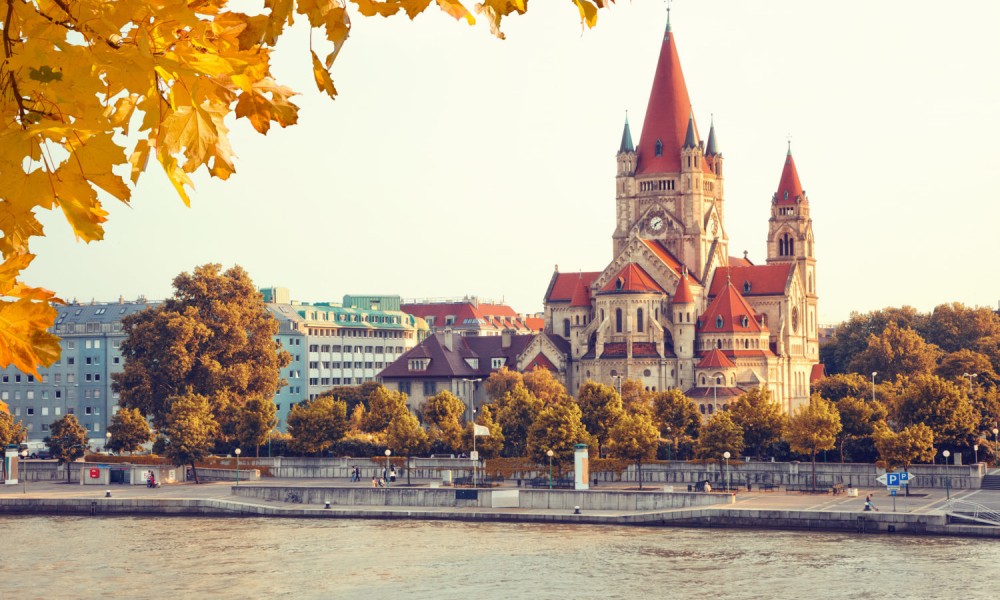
[
  {"x1": 716, "y1": 315, "x2": 724, "y2": 329},
  {"x1": 563, "y1": 318, "x2": 571, "y2": 338},
  {"x1": 637, "y1": 308, "x2": 644, "y2": 332},
  {"x1": 743, "y1": 280, "x2": 752, "y2": 294},
  {"x1": 700, "y1": 375, "x2": 706, "y2": 385},
  {"x1": 716, "y1": 376, "x2": 722, "y2": 385},
  {"x1": 707, "y1": 404, "x2": 714, "y2": 414},
  {"x1": 789, "y1": 237, "x2": 795, "y2": 255},
  {"x1": 699, "y1": 404, "x2": 706, "y2": 415},
  {"x1": 615, "y1": 308, "x2": 623, "y2": 333},
  {"x1": 717, "y1": 339, "x2": 722, "y2": 349},
  {"x1": 574, "y1": 315, "x2": 579, "y2": 325},
  {"x1": 601, "y1": 309, "x2": 605, "y2": 322},
  {"x1": 655, "y1": 139, "x2": 663, "y2": 157}
]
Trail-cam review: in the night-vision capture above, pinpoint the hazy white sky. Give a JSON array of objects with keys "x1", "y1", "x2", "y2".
[{"x1": 28, "y1": 1, "x2": 1000, "y2": 324}]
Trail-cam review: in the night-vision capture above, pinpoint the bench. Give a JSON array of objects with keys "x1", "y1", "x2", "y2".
[
  {"x1": 757, "y1": 483, "x2": 779, "y2": 492},
  {"x1": 453, "y1": 476, "x2": 504, "y2": 487},
  {"x1": 785, "y1": 483, "x2": 833, "y2": 494},
  {"x1": 527, "y1": 477, "x2": 574, "y2": 489}
]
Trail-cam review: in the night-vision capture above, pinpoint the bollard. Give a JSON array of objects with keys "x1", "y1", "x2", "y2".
[
  {"x1": 105, "y1": 490, "x2": 111, "y2": 498},
  {"x1": 574, "y1": 506, "x2": 581, "y2": 515},
  {"x1": 325, "y1": 501, "x2": 331, "y2": 509}
]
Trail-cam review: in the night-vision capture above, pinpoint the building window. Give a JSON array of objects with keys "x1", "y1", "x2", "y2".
[
  {"x1": 615, "y1": 309, "x2": 623, "y2": 333},
  {"x1": 563, "y1": 319, "x2": 571, "y2": 338},
  {"x1": 423, "y1": 381, "x2": 436, "y2": 396},
  {"x1": 637, "y1": 308, "x2": 644, "y2": 333},
  {"x1": 491, "y1": 357, "x2": 505, "y2": 369},
  {"x1": 399, "y1": 381, "x2": 411, "y2": 395},
  {"x1": 655, "y1": 139, "x2": 663, "y2": 157},
  {"x1": 716, "y1": 316, "x2": 724, "y2": 329}
]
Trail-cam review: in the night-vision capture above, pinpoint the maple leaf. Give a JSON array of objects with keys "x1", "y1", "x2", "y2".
[
  {"x1": 311, "y1": 51, "x2": 338, "y2": 98},
  {"x1": 436, "y1": 0, "x2": 475, "y2": 24},
  {"x1": 234, "y1": 79, "x2": 300, "y2": 134},
  {"x1": 0, "y1": 298, "x2": 61, "y2": 377}
]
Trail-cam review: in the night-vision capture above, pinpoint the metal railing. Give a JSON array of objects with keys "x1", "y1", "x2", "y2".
[{"x1": 944, "y1": 499, "x2": 1000, "y2": 526}]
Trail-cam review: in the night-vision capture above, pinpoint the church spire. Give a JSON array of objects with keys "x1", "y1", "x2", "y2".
[
  {"x1": 775, "y1": 144, "x2": 806, "y2": 206},
  {"x1": 683, "y1": 111, "x2": 697, "y2": 149},
  {"x1": 705, "y1": 116, "x2": 719, "y2": 156},
  {"x1": 619, "y1": 112, "x2": 635, "y2": 153}
]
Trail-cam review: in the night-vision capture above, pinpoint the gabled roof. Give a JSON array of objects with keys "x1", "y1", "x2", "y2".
[
  {"x1": 635, "y1": 23, "x2": 695, "y2": 175},
  {"x1": 697, "y1": 280, "x2": 767, "y2": 334},
  {"x1": 525, "y1": 352, "x2": 557, "y2": 372},
  {"x1": 599, "y1": 263, "x2": 667, "y2": 295},
  {"x1": 638, "y1": 239, "x2": 701, "y2": 284},
  {"x1": 401, "y1": 301, "x2": 533, "y2": 333},
  {"x1": 545, "y1": 271, "x2": 601, "y2": 304},
  {"x1": 379, "y1": 332, "x2": 539, "y2": 379},
  {"x1": 709, "y1": 264, "x2": 793, "y2": 297},
  {"x1": 697, "y1": 348, "x2": 736, "y2": 369},
  {"x1": 775, "y1": 147, "x2": 807, "y2": 206},
  {"x1": 728, "y1": 255, "x2": 753, "y2": 267}
]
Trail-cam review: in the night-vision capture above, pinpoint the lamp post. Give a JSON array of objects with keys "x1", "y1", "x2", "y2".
[
  {"x1": 942, "y1": 450, "x2": 951, "y2": 500},
  {"x1": 871, "y1": 371, "x2": 877, "y2": 402},
  {"x1": 547, "y1": 449, "x2": 554, "y2": 490},
  {"x1": 723, "y1": 451, "x2": 731, "y2": 491},
  {"x1": 962, "y1": 372, "x2": 978, "y2": 391},
  {"x1": 385, "y1": 449, "x2": 392, "y2": 487},
  {"x1": 974, "y1": 444, "x2": 979, "y2": 465},
  {"x1": 105, "y1": 431, "x2": 112, "y2": 454},
  {"x1": 665, "y1": 426, "x2": 672, "y2": 461},
  {"x1": 993, "y1": 428, "x2": 999, "y2": 467},
  {"x1": 20, "y1": 449, "x2": 28, "y2": 494},
  {"x1": 612, "y1": 375, "x2": 622, "y2": 396},
  {"x1": 235, "y1": 448, "x2": 241, "y2": 487},
  {"x1": 461, "y1": 378, "x2": 482, "y2": 424}
]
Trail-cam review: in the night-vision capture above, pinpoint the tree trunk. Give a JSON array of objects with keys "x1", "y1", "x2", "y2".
[
  {"x1": 66, "y1": 461, "x2": 71, "y2": 483},
  {"x1": 811, "y1": 450, "x2": 817, "y2": 490},
  {"x1": 840, "y1": 439, "x2": 845, "y2": 463},
  {"x1": 406, "y1": 456, "x2": 411, "y2": 486},
  {"x1": 191, "y1": 461, "x2": 200, "y2": 484},
  {"x1": 637, "y1": 460, "x2": 643, "y2": 490}
]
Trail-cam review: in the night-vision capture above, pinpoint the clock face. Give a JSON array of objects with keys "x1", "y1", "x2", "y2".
[{"x1": 649, "y1": 216, "x2": 664, "y2": 232}]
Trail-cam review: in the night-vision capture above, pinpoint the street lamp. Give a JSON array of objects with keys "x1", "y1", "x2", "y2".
[
  {"x1": 461, "y1": 378, "x2": 482, "y2": 423},
  {"x1": 105, "y1": 431, "x2": 112, "y2": 454},
  {"x1": 385, "y1": 449, "x2": 392, "y2": 487},
  {"x1": 962, "y1": 372, "x2": 978, "y2": 391},
  {"x1": 974, "y1": 444, "x2": 979, "y2": 464},
  {"x1": 942, "y1": 450, "x2": 951, "y2": 500},
  {"x1": 871, "y1": 371, "x2": 877, "y2": 402},
  {"x1": 723, "y1": 451, "x2": 731, "y2": 491},
  {"x1": 547, "y1": 449, "x2": 554, "y2": 490},
  {"x1": 20, "y1": 449, "x2": 28, "y2": 494},
  {"x1": 235, "y1": 448, "x2": 241, "y2": 487},
  {"x1": 665, "y1": 426, "x2": 672, "y2": 461},
  {"x1": 993, "y1": 428, "x2": 999, "y2": 466}
]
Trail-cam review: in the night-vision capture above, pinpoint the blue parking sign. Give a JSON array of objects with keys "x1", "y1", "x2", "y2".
[{"x1": 886, "y1": 473, "x2": 900, "y2": 486}]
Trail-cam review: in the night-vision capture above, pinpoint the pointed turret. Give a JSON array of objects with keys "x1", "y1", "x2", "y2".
[
  {"x1": 619, "y1": 115, "x2": 635, "y2": 153},
  {"x1": 673, "y1": 271, "x2": 694, "y2": 304},
  {"x1": 705, "y1": 118, "x2": 719, "y2": 156},
  {"x1": 635, "y1": 17, "x2": 696, "y2": 175},
  {"x1": 775, "y1": 144, "x2": 806, "y2": 206},
  {"x1": 683, "y1": 112, "x2": 697, "y2": 149}
]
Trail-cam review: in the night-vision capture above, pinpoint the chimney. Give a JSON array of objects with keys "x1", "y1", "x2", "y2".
[
  {"x1": 443, "y1": 329, "x2": 453, "y2": 352},
  {"x1": 501, "y1": 329, "x2": 512, "y2": 349}
]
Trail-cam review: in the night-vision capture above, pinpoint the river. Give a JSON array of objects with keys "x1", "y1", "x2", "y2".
[{"x1": 3, "y1": 516, "x2": 997, "y2": 599}]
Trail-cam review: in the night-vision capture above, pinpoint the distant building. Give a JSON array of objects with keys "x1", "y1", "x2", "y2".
[{"x1": 401, "y1": 297, "x2": 542, "y2": 337}]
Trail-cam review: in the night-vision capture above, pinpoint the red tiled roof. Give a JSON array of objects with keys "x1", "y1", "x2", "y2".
[
  {"x1": 599, "y1": 263, "x2": 667, "y2": 295},
  {"x1": 709, "y1": 264, "x2": 792, "y2": 297},
  {"x1": 525, "y1": 353, "x2": 557, "y2": 372},
  {"x1": 673, "y1": 272, "x2": 694, "y2": 304},
  {"x1": 775, "y1": 150, "x2": 806, "y2": 206},
  {"x1": 632, "y1": 342, "x2": 660, "y2": 358},
  {"x1": 698, "y1": 280, "x2": 767, "y2": 334},
  {"x1": 697, "y1": 348, "x2": 736, "y2": 369},
  {"x1": 525, "y1": 317, "x2": 545, "y2": 332},
  {"x1": 810, "y1": 363, "x2": 826, "y2": 383},
  {"x1": 636, "y1": 27, "x2": 696, "y2": 176},
  {"x1": 402, "y1": 301, "x2": 532, "y2": 333},
  {"x1": 728, "y1": 256, "x2": 753, "y2": 267},
  {"x1": 600, "y1": 342, "x2": 627, "y2": 359},
  {"x1": 570, "y1": 279, "x2": 591, "y2": 307},
  {"x1": 640, "y1": 239, "x2": 687, "y2": 280},
  {"x1": 545, "y1": 271, "x2": 601, "y2": 304}
]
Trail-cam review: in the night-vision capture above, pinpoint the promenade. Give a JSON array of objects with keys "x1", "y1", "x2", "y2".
[{"x1": 3, "y1": 474, "x2": 999, "y2": 538}]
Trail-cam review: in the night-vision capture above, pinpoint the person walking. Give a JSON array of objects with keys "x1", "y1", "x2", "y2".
[{"x1": 864, "y1": 495, "x2": 878, "y2": 511}]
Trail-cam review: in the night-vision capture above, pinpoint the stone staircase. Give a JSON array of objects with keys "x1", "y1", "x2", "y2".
[{"x1": 981, "y1": 474, "x2": 1000, "y2": 490}]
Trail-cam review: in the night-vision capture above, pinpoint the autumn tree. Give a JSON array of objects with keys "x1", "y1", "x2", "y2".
[
  {"x1": 785, "y1": 395, "x2": 842, "y2": 489},
  {"x1": 576, "y1": 381, "x2": 623, "y2": 457},
  {"x1": 936, "y1": 349, "x2": 998, "y2": 389},
  {"x1": 287, "y1": 396, "x2": 349, "y2": 456},
  {"x1": 526, "y1": 402, "x2": 591, "y2": 466},
  {"x1": 385, "y1": 410, "x2": 428, "y2": 485},
  {"x1": 812, "y1": 373, "x2": 872, "y2": 402},
  {"x1": 492, "y1": 383, "x2": 542, "y2": 457},
  {"x1": 606, "y1": 411, "x2": 659, "y2": 489},
  {"x1": 820, "y1": 306, "x2": 926, "y2": 375},
  {"x1": 485, "y1": 367, "x2": 524, "y2": 403},
  {"x1": 619, "y1": 378, "x2": 653, "y2": 414},
  {"x1": 45, "y1": 414, "x2": 89, "y2": 482},
  {"x1": 651, "y1": 389, "x2": 700, "y2": 460},
  {"x1": 234, "y1": 396, "x2": 278, "y2": 458},
  {"x1": 523, "y1": 367, "x2": 569, "y2": 406},
  {"x1": 833, "y1": 396, "x2": 887, "y2": 463},
  {"x1": 695, "y1": 412, "x2": 744, "y2": 472},
  {"x1": 106, "y1": 407, "x2": 153, "y2": 455},
  {"x1": 162, "y1": 393, "x2": 219, "y2": 484},
  {"x1": 113, "y1": 265, "x2": 289, "y2": 445},
  {"x1": 421, "y1": 391, "x2": 466, "y2": 453},
  {"x1": 892, "y1": 374, "x2": 977, "y2": 450},
  {"x1": 730, "y1": 387, "x2": 786, "y2": 459},
  {"x1": 462, "y1": 405, "x2": 505, "y2": 459},
  {"x1": 317, "y1": 381, "x2": 382, "y2": 415},
  {"x1": 362, "y1": 386, "x2": 410, "y2": 433},
  {"x1": 923, "y1": 303, "x2": 1000, "y2": 354},
  {"x1": 873, "y1": 423, "x2": 936, "y2": 471},
  {"x1": 848, "y1": 322, "x2": 941, "y2": 381},
  {"x1": 0, "y1": 410, "x2": 26, "y2": 448}
]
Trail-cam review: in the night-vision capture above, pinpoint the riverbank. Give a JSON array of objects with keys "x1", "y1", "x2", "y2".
[{"x1": 3, "y1": 477, "x2": 999, "y2": 539}]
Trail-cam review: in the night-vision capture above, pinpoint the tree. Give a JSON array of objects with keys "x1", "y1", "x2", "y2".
[
  {"x1": 606, "y1": 411, "x2": 659, "y2": 489},
  {"x1": 820, "y1": 306, "x2": 926, "y2": 375},
  {"x1": 362, "y1": 386, "x2": 409, "y2": 433},
  {"x1": 421, "y1": 391, "x2": 466, "y2": 453},
  {"x1": 462, "y1": 405, "x2": 505, "y2": 459},
  {"x1": 317, "y1": 382, "x2": 382, "y2": 415},
  {"x1": 650, "y1": 389, "x2": 700, "y2": 459},
  {"x1": 785, "y1": 395, "x2": 842, "y2": 489},
  {"x1": 106, "y1": 407, "x2": 152, "y2": 455},
  {"x1": 523, "y1": 367, "x2": 569, "y2": 406},
  {"x1": 695, "y1": 412, "x2": 744, "y2": 471},
  {"x1": 0, "y1": 0, "x2": 613, "y2": 375},
  {"x1": 162, "y1": 393, "x2": 219, "y2": 484},
  {"x1": 492, "y1": 383, "x2": 542, "y2": 457},
  {"x1": 234, "y1": 397, "x2": 278, "y2": 458},
  {"x1": 848, "y1": 322, "x2": 941, "y2": 381},
  {"x1": 576, "y1": 381, "x2": 623, "y2": 457},
  {"x1": 873, "y1": 423, "x2": 935, "y2": 471},
  {"x1": 936, "y1": 349, "x2": 998, "y2": 389},
  {"x1": 729, "y1": 387, "x2": 786, "y2": 459},
  {"x1": 619, "y1": 379, "x2": 653, "y2": 414},
  {"x1": 45, "y1": 414, "x2": 89, "y2": 482},
  {"x1": 833, "y1": 396, "x2": 886, "y2": 463},
  {"x1": 526, "y1": 402, "x2": 591, "y2": 466},
  {"x1": 484, "y1": 367, "x2": 524, "y2": 403},
  {"x1": 0, "y1": 410, "x2": 26, "y2": 448},
  {"x1": 385, "y1": 410, "x2": 428, "y2": 486},
  {"x1": 923, "y1": 303, "x2": 1000, "y2": 354},
  {"x1": 287, "y1": 396, "x2": 349, "y2": 456},
  {"x1": 812, "y1": 373, "x2": 872, "y2": 402},
  {"x1": 113, "y1": 264, "x2": 289, "y2": 441},
  {"x1": 892, "y1": 374, "x2": 977, "y2": 450}
]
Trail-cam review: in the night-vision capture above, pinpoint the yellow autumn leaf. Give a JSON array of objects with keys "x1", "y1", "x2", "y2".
[
  {"x1": 436, "y1": 0, "x2": 475, "y2": 24},
  {"x1": 572, "y1": 0, "x2": 601, "y2": 28},
  {"x1": 54, "y1": 170, "x2": 109, "y2": 242},
  {"x1": 311, "y1": 50, "x2": 338, "y2": 98},
  {"x1": 235, "y1": 79, "x2": 300, "y2": 134},
  {"x1": 0, "y1": 298, "x2": 61, "y2": 377},
  {"x1": 0, "y1": 254, "x2": 35, "y2": 295},
  {"x1": 129, "y1": 139, "x2": 152, "y2": 185}
]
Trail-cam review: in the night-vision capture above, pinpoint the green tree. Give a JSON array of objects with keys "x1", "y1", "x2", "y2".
[
  {"x1": 462, "y1": 405, "x2": 505, "y2": 459},
  {"x1": 234, "y1": 396, "x2": 278, "y2": 458},
  {"x1": 422, "y1": 391, "x2": 466, "y2": 453},
  {"x1": 526, "y1": 402, "x2": 591, "y2": 466},
  {"x1": 848, "y1": 322, "x2": 941, "y2": 381},
  {"x1": 523, "y1": 367, "x2": 569, "y2": 406},
  {"x1": 385, "y1": 410, "x2": 428, "y2": 486},
  {"x1": 113, "y1": 264, "x2": 289, "y2": 441},
  {"x1": 362, "y1": 386, "x2": 410, "y2": 433},
  {"x1": 936, "y1": 349, "x2": 998, "y2": 389},
  {"x1": 650, "y1": 389, "x2": 700, "y2": 459},
  {"x1": 873, "y1": 423, "x2": 936, "y2": 471},
  {"x1": 730, "y1": 386, "x2": 786, "y2": 459},
  {"x1": 820, "y1": 306, "x2": 926, "y2": 375},
  {"x1": 162, "y1": 393, "x2": 219, "y2": 484},
  {"x1": 287, "y1": 396, "x2": 349, "y2": 456},
  {"x1": 606, "y1": 411, "x2": 659, "y2": 489},
  {"x1": 492, "y1": 383, "x2": 542, "y2": 457},
  {"x1": 695, "y1": 412, "x2": 745, "y2": 472},
  {"x1": 812, "y1": 373, "x2": 872, "y2": 402},
  {"x1": 317, "y1": 381, "x2": 382, "y2": 415},
  {"x1": 923, "y1": 303, "x2": 1000, "y2": 354},
  {"x1": 833, "y1": 396, "x2": 887, "y2": 462},
  {"x1": 106, "y1": 407, "x2": 153, "y2": 455},
  {"x1": 576, "y1": 381, "x2": 623, "y2": 457},
  {"x1": 485, "y1": 367, "x2": 524, "y2": 403},
  {"x1": 45, "y1": 414, "x2": 89, "y2": 483},
  {"x1": 892, "y1": 374, "x2": 978, "y2": 450},
  {"x1": 785, "y1": 395, "x2": 842, "y2": 489}
]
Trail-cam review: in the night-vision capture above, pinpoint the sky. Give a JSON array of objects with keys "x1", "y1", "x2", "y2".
[{"x1": 27, "y1": 0, "x2": 1000, "y2": 325}]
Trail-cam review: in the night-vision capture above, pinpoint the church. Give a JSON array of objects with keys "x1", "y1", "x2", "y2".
[{"x1": 535, "y1": 16, "x2": 821, "y2": 415}]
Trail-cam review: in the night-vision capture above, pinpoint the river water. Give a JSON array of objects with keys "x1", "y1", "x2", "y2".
[{"x1": 3, "y1": 516, "x2": 997, "y2": 599}]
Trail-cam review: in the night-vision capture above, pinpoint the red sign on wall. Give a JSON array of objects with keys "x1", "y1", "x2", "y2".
[{"x1": 89, "y1": 468, "x2": 100, "y2": 479}]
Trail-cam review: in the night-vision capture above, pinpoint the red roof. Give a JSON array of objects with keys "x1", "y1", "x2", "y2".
[
  {"x1": 636, "y1": 27, "x2": 696, "y2": 176},
  {"x1": 728, "y1": 255, "x2": 753, "y2": 267},
  {"x1": 698, "y1": 280, "x2": 767, "y2": 334},
  {"x1": 546, "y1": 271, "x2": 601, "y2": 304},
  {"x1": 402, "y1": 301, "x2": 533, "y2": 333},
  {"x1": 673, "y1": 272, "x2": 694, "y2": 304},
  {"x1": 570, "y1": 279, "x2": 591, "y2": 307},
  {"x1": 639, "y1": 239, "x2": 700, "y2": 284},
  {"x1": 525, "y1": 352, "x2": 557, "y2": 372},
  {"x1": 632, "y1": 342, "x2": 660, "y2": 358},
  {"x1": 775, "y1": 150, "x2": 806, "y2": 206},
  {"x1": 600, "y1": 342, "x2": 627, "y2": 358},
  {"x1": 810, "y1": 363, "x2": 826, "y2": 383},
  {"x1": 697, "y1": 348, "x2": 736, "y2": 369},
  {"x1": 525, "y1": 317, "x2": 545, "y2": 332},
  {"x1": 599, "y1": 263, "x2": 667, "y2": 295},
  {"x1": 709, "y1": 264, "x2": 792, "y2": 297}
]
